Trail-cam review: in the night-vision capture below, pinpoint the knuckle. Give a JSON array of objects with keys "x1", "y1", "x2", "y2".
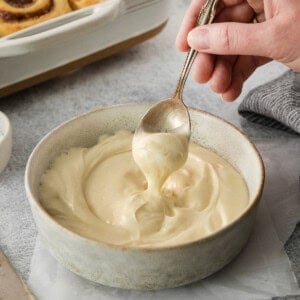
[
  {"x1": 275, "y1": 13, "x2": 299, "y2": 64},
  {"x1": 267, "y1": 20, "x2": 289, "y2": 60},
  {"x1": 221, "y1": 24, "x2": 231, "y2": 51},
  {"x1": 219, "y1": 24, "x2": 235, "y2": 52}
]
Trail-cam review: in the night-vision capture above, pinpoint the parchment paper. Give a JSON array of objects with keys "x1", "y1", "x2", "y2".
[{"x1": 27, "y1": 137, "x2": 300, "y2": 300}]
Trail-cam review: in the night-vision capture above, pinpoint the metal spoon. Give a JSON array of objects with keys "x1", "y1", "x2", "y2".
[{"x1": 134, "y1": 0, "x2": 218, "y2": 140}]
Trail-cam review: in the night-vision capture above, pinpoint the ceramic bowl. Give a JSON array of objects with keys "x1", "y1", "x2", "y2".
[
  {"x1": 0, "y1": 111, "x2": 12, "y2": 174},
  {"x1": 25, "y1": 103, "x2": 264, "y2": 290}
]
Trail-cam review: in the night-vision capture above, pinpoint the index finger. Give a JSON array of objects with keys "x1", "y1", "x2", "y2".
[{"x1": 176, "y1": 0, "x2": 245, "y2": 51}]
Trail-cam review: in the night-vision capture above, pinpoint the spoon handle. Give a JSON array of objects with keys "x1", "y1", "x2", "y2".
[{"x1": 174, "y1": 0, "x2": 218, "y2": 100}]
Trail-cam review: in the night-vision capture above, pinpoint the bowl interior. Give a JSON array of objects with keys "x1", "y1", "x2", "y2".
[
  {"x1": 189, "y1": 109, "x2": 264, "y2": 201},
  {"x1": 26, "y1": 103, "x2": 264, "y2": 224}
]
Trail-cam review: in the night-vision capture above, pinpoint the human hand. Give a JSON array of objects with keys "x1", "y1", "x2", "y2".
[{"x1": 176, "y1": 0, "x2": 300, "y2": 101}]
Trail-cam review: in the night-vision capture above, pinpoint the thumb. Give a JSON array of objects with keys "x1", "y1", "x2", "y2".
[{"x1": 187, "y1": 22, "x2": 277, "y2": 58}]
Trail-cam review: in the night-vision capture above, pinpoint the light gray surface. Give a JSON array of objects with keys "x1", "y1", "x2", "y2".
[{"x1": 0, "y1": 0, "x2": 299, "y2": 293}]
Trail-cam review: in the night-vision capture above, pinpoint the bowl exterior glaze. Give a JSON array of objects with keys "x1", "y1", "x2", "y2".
[
  {"x1": 25, "y1": 103, "x2": 264, "y2": 290},
  {"x1": 31, "y1": 200, "x2": 258, "y2": 290}
]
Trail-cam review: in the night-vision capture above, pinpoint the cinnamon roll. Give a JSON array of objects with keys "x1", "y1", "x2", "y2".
[
  {"x1": 0, "y1": 0, "x2": 72, "y2": 37},
  {"x1": 68, "y1": 0, "x2": 104, "y2": 10}
]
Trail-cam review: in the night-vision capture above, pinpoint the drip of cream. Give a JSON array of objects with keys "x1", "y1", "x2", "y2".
[
  {"x1": 132, "y1": 131, "x2": 189, "y2": 191},
  {"x1": 40, "y1": 130, "x2": 249, "y2": 247}
]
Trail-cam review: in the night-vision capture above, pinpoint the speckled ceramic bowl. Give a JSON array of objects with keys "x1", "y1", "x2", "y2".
[
  {"x1": 25, "y1": 103, "x2": 264, "y2": 290},
  {"x1": 0, "y1": 111, "x2": 12, "y2": 174}
]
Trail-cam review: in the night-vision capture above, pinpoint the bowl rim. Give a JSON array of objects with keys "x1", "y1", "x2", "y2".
[{"x1": 25, "y1": 103, "x2": 265, "y2": 251}]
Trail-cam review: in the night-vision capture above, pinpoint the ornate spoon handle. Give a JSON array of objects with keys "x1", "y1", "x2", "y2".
[{"x1": 174, "y1": 0, "x2": 219, "y2": 99}]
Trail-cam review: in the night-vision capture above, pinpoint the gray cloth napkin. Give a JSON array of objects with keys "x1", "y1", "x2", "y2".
[{"x1": 238, "y1": 71, "x2": 300, "y2": 134}]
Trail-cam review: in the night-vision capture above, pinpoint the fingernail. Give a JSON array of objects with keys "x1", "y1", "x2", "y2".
[{"x1": 188, "y1": 28, "x2": 209, "y2": 50}]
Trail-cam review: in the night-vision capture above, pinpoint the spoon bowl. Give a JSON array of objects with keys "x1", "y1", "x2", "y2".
[
  {"x1": 135, "y1": 98, "x2": 190, "y2": 135},
  {"x1": 134, "y1": 0, "x2": 218, "y2": 142}
]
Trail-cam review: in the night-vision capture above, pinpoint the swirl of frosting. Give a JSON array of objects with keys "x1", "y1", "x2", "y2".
[
  {"x1": 40, "y1": 131, "x2": 249, "y2": 248},
  {"x1": 0, "y1": 0, "x2": 71, "y2": 36}
]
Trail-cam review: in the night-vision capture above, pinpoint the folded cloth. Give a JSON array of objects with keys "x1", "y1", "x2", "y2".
[{"x1": 238, "y1": 71, "x2": 300, "y2": 134}]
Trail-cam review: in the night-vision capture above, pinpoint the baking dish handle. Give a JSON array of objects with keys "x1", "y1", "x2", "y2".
[{"x1": 0, "y1": 0, "x2": 122, "y2": 58}]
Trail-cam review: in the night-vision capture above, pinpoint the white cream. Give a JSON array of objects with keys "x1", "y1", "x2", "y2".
[
  {"x1": 40, "y1": 130, "x2": 249, "y2": 247},
  {"x1": 132, "y1": 131, "x2": 189, "y2": 191}
]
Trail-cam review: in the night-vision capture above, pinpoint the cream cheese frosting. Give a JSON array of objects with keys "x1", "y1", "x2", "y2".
[
  {"x1": 132, "y1": 131, "x2": 189, "y2": 191},
  {"x1": 40, "y1": 130, "x2": 249, "y2": 247}
]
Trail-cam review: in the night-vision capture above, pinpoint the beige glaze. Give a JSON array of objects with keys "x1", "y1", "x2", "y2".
[
  {"x1": 40, "y1": 130, "x2": 249, "y2": 247},
  {"x1": 132, "y1": 131, "x2": 189, "y2": 191}
]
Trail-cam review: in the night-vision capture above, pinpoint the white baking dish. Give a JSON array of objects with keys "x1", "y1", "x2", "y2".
[{"x1": 0, "y1": 0, "x2": 169, "y2": 97}]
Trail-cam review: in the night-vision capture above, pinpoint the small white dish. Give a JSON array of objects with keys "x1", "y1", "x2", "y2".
[{"x1": 0, "y1": 111, "x2": 12, "y2": 174}]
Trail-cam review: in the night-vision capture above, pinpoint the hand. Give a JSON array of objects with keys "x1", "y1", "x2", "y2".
[{"x1": 176, "y1": 0, "x2": 300, "y2": 101}]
